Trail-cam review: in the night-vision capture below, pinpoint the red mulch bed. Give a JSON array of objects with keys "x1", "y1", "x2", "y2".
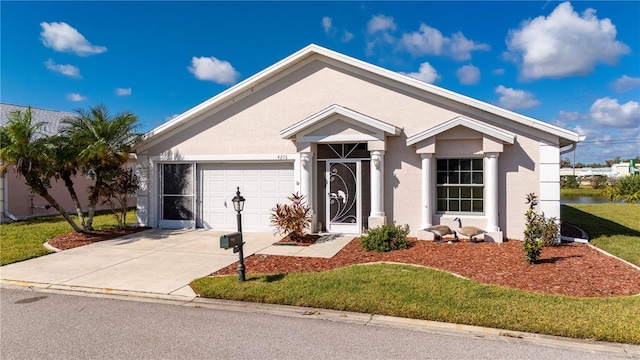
[
  {"x1": 47, "y1": 227, "x2": 151, "y2": 250},
  {"x1": 216, "y1": 238, "x2": 640, "y2": 298},
  {"x1": 47, "y1": 227, "x2": 640, "y2": 298}
]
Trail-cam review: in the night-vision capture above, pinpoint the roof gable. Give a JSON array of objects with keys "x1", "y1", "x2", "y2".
[
  {"x1": 407, "y1": 116, "x2": 516, "y2": 146},
  {"x1": 280, "y1": 105, "x2": 400, "y2": 142},
  {"x1": 136, "y1": 44, "x2": 581, "y2": 151}
]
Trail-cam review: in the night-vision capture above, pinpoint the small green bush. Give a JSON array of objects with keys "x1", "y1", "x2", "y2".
[
  {"x1": 560, "y1": 175, "x2": 580, "y2": 189},
  {"x1": 523, "y1": 193, "x2": 559, "y2": 264},
  {"x1": 360, "y1": 223, "x2": 409, "y2": 252}
]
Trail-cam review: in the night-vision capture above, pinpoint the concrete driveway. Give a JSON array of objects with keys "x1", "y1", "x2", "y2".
[{"x1": 0, "y1": 229, "x2": 352, "y2": 298}]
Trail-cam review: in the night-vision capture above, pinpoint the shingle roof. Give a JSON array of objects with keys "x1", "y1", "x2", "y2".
[{"x1": 0, "y1": 103, "x2": 75, "y2": 136}]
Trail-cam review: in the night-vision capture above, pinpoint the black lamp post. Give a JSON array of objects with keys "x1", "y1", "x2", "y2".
[{"x1": 232, "y1": 187, "x2": 246, "y2": 281}]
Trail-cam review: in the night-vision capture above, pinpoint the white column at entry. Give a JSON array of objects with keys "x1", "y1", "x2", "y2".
[
  {"x1": 421, "y1": 154, "x2": 433, "y2": 229},
  {"x1": 369, "y1": 150, "x2": 386, "y2": 227},
  {"x1": 485, "y1": 152, "x2": 499, "y2": 232},
  {"x1": 299, "y1": 152, "x2": 313, "y2": 210}
]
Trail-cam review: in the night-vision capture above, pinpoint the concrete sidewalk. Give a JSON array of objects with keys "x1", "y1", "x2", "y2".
[{"x1": 0, "y1": 229, "x2": 353, "y2": 297}]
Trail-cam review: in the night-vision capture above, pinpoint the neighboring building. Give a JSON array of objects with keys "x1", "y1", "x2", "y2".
[
  {"x1": 133, "y1": 45, "x2": 582, "y2": 242},
  {"x1": 560, "y1": 161, "x2": 640, "y2": 178},
  {"x1": 0, "y1": 103, "x2": 135, "y2": 221}
]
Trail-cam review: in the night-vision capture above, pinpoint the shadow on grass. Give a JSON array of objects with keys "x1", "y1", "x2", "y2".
[
  {"x1": 561, "y1": 205, "x2": 640, "y2": 238},
  {"x1": 247, "y1": 274, "x2": 287, "y2": 283}
]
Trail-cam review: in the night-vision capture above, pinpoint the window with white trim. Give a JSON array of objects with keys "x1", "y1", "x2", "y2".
[{"x1": 436, "y1": 158, "x2": 483, "y2": 213}]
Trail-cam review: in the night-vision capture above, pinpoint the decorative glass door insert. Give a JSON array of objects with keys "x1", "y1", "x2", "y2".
[{"x1": 326, "y1": 161, "x2": 361, "y2": 233}]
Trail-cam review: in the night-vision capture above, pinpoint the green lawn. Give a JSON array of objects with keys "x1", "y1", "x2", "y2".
[
  {"x1": 0, "y1": 210, "x2": 136, "y2": 266},
  {"x1": 192, "y1": 203, "x2": 640, "y2": 344},
  {"x1": 191, "y1": 264, "x2": 640, "y2": 344},
  {"x1": 561, "y1": 204, "x2": 640, "y2": 266}
]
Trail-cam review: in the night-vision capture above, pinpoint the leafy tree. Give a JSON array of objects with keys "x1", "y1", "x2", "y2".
[
  {"x1": 560, "y1": 157, "x2": 572, "y2": 168},
  {"x1": 95, "y1": 167, "x2": 139, "y2": 228},
  {"x1": 62, "y1": 104, "x2": 141, "y2": 229},
  {"x1": 0, "y1": 107, "x2": 82, "y2": 232}
]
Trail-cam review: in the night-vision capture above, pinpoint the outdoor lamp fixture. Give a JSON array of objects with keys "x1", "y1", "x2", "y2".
[
  {"x1": 232, "y1": 187, "x2": 245, "y2": 213},
  {"x1": 232, "y1": 187, "x2": 246, "y2": 281}
]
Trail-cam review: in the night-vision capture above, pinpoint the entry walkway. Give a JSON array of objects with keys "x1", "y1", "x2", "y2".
[{"x1": 0, "y1": 229, "x2": 353, "y2": 298}]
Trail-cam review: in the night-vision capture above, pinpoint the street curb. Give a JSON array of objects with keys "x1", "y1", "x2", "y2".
[
  {"x1": 2, "y1": 279, "x2": 638, "y2": 358},
  {"x1": 42, "y1": 241, "x2": 62, "y2": 252}
]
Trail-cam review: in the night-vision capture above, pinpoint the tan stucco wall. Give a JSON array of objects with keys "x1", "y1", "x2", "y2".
[
  {"x1": 141, "y1": 59, "x2": 554, "y2": 239},
  {"x1": 4, "y1": 161, "x2": 137, "y2": 220}
]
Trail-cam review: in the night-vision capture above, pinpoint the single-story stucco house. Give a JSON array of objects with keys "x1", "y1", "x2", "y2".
[{"x1": 133, "y1": 44, "x2": 583, "y2": 242}]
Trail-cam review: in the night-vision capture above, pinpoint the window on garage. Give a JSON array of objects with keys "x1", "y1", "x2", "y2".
[{"x1": 436, "y1": 158, "x2": 483, "y2": 213}]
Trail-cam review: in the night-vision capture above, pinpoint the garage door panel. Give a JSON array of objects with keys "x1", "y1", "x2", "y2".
[{"x1": 199, "y1": 163, "x2": 294, "y2": 232}]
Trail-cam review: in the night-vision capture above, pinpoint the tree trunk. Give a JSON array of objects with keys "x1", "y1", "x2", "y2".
[
  {"x1": 38, "y1": 189, "x2": 82, "y2": 233},
  {"x1": 85, "y1": 173, "x2": 101, "y2": 230},
  {"x1": 61, "y1": 172, "x2": 86, "y2": 229}
]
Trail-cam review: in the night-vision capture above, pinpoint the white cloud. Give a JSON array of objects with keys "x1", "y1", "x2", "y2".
[
  {"x1": 589, "y1": 97, "x2": 640, "y2": 128},
  {"x1": 401, "y1": 24, "x2": 489, "y2": 60},
  {"x1": 322, "y1": 16, "x2": 335, "y2": 36},
  {"x1": 505, "y1": 2, "x2": 629, "y2": 79},
  {"x1": 402, "y1": 62, "x2": 440, "y2": 84},
  {"x1": 115, "y1": 88, "x2": 131, "y2": 96},
  {"x1": 40, "y1": 22, "x2": 107, "y2": 56},
  {"x1": 611, "y1": 75, "x2": 640, "y2": 94},
  {"x1": 493, "y1": 68, "x2": 505, "y2": 75},
  {"x1": 367, "y1": 15, "x2": 396, "y2": 34},
  {"x1": 495, "y1": 85, "x2": 540, "y2": 109},
  {"x1": 66, "y1": 93, "x2": 87, "y2": 102},
  {"x1": 559, "y1": 110, "x2": 580, "y2": 121},
  {"x1": 341, "y1": 31, "x2": 354, "y2": 43},
  {"x1": 188, "y1": 56, "x2": 240, "y2": 85},
  {"x1": 456, "y1": 64, "x2": 480, "y2": 85},
  {"x1": 44, "y1": 59, "x2": 81, "y2": 78}
]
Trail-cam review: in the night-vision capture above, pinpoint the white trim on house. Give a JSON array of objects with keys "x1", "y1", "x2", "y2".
[
  {"x1": 406, "y1": 116, "x2": 515, "y2": 146},
  {"x1": 135, "y1": 44, "x2": 581, "y2": 153},
  {"x1": 280, "y1": 104, "x2": 401, "y2": 139}
]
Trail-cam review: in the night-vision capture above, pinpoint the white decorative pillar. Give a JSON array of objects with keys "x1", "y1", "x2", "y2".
[
  {"x1": 421, "y1": 154, "x2": 433, "y2": 229},
  {"x1": 300, "y1": 152, "x2": 313, "y2": 211},
  {"x1": 485, "y1": 152, "x2": 499, "y2": 232},
  {"x1": 369, "y1": 150, "x2": 386, "y2": 228}
]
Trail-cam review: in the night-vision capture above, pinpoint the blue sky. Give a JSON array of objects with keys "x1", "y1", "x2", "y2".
[{"x1": 2, "y1": 1, "x2": 639, "y2": 164}]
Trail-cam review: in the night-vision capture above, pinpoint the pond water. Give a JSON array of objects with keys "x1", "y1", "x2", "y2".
[{"x1": 560, "y1": 196, "x2": 618, "y2": 204}]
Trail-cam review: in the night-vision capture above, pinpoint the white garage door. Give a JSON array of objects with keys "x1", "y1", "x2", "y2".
[{"x1": 198, "y1": 163, "x2": 294, "y2": 232}]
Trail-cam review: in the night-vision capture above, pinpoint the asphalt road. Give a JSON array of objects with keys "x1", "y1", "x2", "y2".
[{"x1": 0, "y1": 288, "x2": 633, "y2": 359}]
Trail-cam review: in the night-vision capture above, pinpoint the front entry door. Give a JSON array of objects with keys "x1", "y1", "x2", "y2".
[{"x1": 326, "y1": 160, "x2": 361, "y2": 234}]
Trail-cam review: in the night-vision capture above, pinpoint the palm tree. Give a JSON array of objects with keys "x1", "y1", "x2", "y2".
[
  {"x1": 62, "y1": 104, "x2": 141, "y2": 229},
  {"x1": 49, "y1": 133, "x2": 87, "y2": 229},
  {"x1": 0, "y1": 107, "x2": 82, "y2": 232}
]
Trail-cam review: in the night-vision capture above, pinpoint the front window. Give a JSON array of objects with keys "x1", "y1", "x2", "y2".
[{"x1": 436, "y1": 158, "x2": 483, "y2": 213}]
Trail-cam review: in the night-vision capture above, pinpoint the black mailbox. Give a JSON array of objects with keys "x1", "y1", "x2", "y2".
[{"x1": 220, "y1": 232, "x2": 243, "y2": 250}]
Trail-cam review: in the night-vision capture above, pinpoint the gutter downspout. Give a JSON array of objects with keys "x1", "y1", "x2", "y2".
[{"x1": 559, "y1": 135, "x2": 586, "y2": 156}]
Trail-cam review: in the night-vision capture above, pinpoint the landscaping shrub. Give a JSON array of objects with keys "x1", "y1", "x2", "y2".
[
  {"x1": 523, "y1": 193, "x2": 559, "y2": 264},
  {"x1": 270, "y1": 193, "x2": 312, "y2": 242},
  {"x1": 590, "y1": 175, "x2": 609, "y2": 189},
  {"x1": 603, "y1": 174, "x2": 640, "y2": 204},
  {"x1": 560, "y1": 175, "x2": 580, "y2": 189},
  {"x1": 360, "y1": 223, "x2": 409, "y2": 252}
]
